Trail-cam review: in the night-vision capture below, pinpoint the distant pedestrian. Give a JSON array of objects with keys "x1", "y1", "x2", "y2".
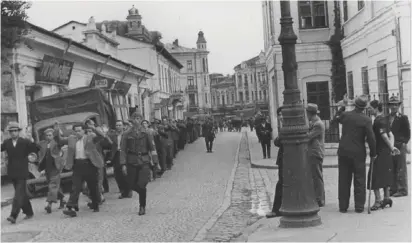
[
  {"x1": 367, "y1": 100, "x2": 400, "y2": 211},
  {"x1": 388, "y1": 95, "x2": 410, "y2": 197},
  {"x1": 335, "y1": 95, "x2": 376, "y2": 213},
  {"x1": 202, "y1": 118, "x2": 216, "y2": 153},
  {"x1": 37, "y1": 128, "x2": 66, "y2": 214},
  {"x1": 256, "y1": 117, "x2": 273, "y2": 159},
  {"x1": 266, "y1": 107, "x2": 283, "y2": 218},
  {"x1": 2, "y1": 122, "x2": 37, "y2": 224},
  {"x1": 306, "y1": 103, "x2": 326, "y2": 207}
]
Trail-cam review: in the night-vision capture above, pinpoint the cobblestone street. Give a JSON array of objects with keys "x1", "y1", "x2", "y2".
[{"x1": 1, "y1": 132, "x2": 243, "y2": 242}]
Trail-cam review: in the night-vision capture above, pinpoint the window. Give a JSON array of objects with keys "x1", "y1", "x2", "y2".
[
  {"x1": 231, "y1": 93, "x2": 235, "y2": 104},
  {"x1": 259, "y1": 90, "x2": 262, "y2": 100},
  {"x1": 361, "y1": 67, "x2": 369, "y2": 96},
  {"x1": 255, "y1": 91, "x2": 258, "y2": 101},
  {"x1": 347, "y1": 71, "x2": 354, "y2": 99},
  {"x1": 343, "y1": 0, "x2": 348, "y2": 22},
  {"x1": 251, "y1": 92, "x2": 254, "y2": 101},
  {"x1": 263, "y1": 90, "x2": 267, "y2": 100},
  {"x1": 188, "y1": 76, "x2": 194, "y2": 86},
  {"x1": 237, "y1": 75, "x2": 242, "y2": 87},
  {"x1": 244, "y1": 74, "x2": 248, "y2": 87},
  {"x1": 298, "y1": 1, "x2": 328, "y2": 29},
  {"x1": 204, "y1": 76, "x2": 207, "y2": 86},
  {"x1": 206, "y1": 58, "x2": 209, "y2": 72},
  {"x1": 205, "y1": 93, "x2": 208, "y2": 104},
  {"x1": 202, "y1": 58, "x2": 206, "y2": 73},
  {"x1": 245, "y1": 91, "x2": 249, "y2": 102},
  {"x1": 187, "y1": 60, "x2": 193, "y2": 71},
  {"x1": 189, "y1": 93, "x2": 196, "y2": 105},
  {"x1": 377, "y1": 61, "x2": 389, "y2": 103},
  {"x1": 258, "y1": 72, "x2": 261, "y2": 83},
  {"x1": 221, "y1": 95, "x2": 225, "y2": 105},
  {"x1": 261, "y1": 73, "x2": 266, "y2": 83},
  {"x1": 217, "y1": 94, "x2": 220, "y2": 105},
  {"x1": 358, "y1": 0, "x2": 364, "y2": 11},
  {"x1": 239, "y1": 91, "x2": 243, "y2": 102}
]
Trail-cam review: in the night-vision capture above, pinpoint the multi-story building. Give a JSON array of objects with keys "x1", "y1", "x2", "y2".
[
  {"x1": 340, "y1": 0, "x2": 410, "y2": 118},
  {"x1": 262, "y1": 0, "x2": 335, "y2": 138},
  {"x1": 52, "y1": 6, "x2": 184, "y2": 120},
  {"x1": 210, "y1": 74, "x2": 236, "y2": 117},
  {"x1": 165, "y1": 33, "x2": 211, "y2": 117},
  {"x1": 233, "y1": 51, "x2": 269, "y2": 118}
]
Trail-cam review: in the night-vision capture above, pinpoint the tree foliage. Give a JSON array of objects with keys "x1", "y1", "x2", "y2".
[
  {"x1": 1, "y1": 1, "x2": 31, "y2": 56},
  {"x1": 326, "y1": 0, "x2": 347, "y2": 103}
]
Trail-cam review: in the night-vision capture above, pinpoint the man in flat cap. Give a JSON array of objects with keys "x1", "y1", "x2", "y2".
[
  {"x1": 335, "y1": 95, "x2": 376, "y2": 213},
  {"x1": 388, "y1": 95, "x2": 410, "y2": 197},
  {"x1": 37, "y1": 127, "x2": 66, "y2": 213},
  {"x1": 306, "y1": 103, "x2": 326, "y2": 207},
  {"x1": 2, "y1": 122, "x2": 38, "y2": 224},
  {"x1": 120, "y1": 111, "x2": 159, "y2": 215}
]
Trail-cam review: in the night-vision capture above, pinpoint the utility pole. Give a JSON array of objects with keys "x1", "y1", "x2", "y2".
[{"x1": 278, "y1": 0, "x2": 321, "y2": 228}]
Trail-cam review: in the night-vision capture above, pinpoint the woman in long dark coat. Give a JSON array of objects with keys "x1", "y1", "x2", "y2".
[{"x1": 367, "y1": 100, "x2": 400, "y2": 210}]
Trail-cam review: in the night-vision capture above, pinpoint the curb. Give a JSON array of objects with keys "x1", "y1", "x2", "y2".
[
  {"x1": 1, "y1": 169, "x2": 115, "y2": 208},
  {"x1": 192, "y1": 131, "x2": 244, "y2": 242},
  {"x1": 251, "y1": 161, "x2": 412, "y2": 170}
]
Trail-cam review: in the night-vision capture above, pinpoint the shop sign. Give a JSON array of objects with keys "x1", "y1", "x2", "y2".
[
  {"x1": 35, "y1": 55, "x2": 74, "y2": 86},
  {"x1": 90, "y1": 74, "x2": 115, "y2": 89},
  {"x1": 113, "y1": 81, "x2": 132, "y2": 95}
]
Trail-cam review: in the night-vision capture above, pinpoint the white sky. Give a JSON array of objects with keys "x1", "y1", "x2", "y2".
[{"x1": 26, "y1": 0, "x2": 264, "y2": 75}]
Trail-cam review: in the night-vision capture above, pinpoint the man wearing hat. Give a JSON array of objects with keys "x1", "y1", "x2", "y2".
[
  {"x1": 37, "y1": 128, "x2": 66, "y2": 213},
  {"x1": 1, "y1": 122, "x2": 38, "y2": 224},
  {"x1": 255, "y1": 116, "x2": 273, "y2": 159},
  {"x1": 388, "y1": 95, "x2": 410, "y2": 197},
  {"x1": 120, "y1": 111, "x2": 159, "y2": 215},
  {"x1": 335, "y1": 94, "x2": 377, "y2": 213},
  {"x1": 306, "y1": 103, "x2": 326, "y2": 207}
]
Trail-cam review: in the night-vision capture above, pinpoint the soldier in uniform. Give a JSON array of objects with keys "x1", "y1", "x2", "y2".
[
  {"x1": 120, "y1": 111, "x2": 159, "y2": 215},
  {"x1": 335, "y1": 95, "x2": 376, "y2": 213},
  {"x1": 202, "y1": 118, "x2": 216, "y2": 153}
]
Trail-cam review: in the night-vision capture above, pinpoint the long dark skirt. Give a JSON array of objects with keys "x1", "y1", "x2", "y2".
[{"x1": 367, "y1": 147, "x2": 394, "y2": 190}]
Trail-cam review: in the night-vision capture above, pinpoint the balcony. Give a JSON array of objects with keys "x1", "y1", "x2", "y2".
[
  {"x1": 188, "y1": 103, "x2": 199, "y2": 112},
  {"x1": 186, "y1": 85, "x2": 198, "y2": 93}
]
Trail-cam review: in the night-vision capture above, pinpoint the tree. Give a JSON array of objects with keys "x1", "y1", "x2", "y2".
[
  {"x1": 1, "y1": 1, "x2": 31, "y2": 61},
  {"x1": 326, "y1": 0, "x2": 347, "y2": 103}
]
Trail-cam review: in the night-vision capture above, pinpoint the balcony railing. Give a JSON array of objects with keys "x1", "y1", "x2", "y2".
[{"x1": 186, "y1": 86, "x2": 198, "y2": 92}]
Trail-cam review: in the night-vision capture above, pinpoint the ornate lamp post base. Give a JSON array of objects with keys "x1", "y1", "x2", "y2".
[{"x1": 280, "y1": 214, "x2": 321, "y2": 228}]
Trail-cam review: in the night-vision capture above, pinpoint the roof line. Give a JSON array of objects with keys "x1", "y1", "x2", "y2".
[
  {"x1": 28, "y1": 21, "x2": 153, "y2": 76},
  {"x1": 52, "y1": 20, "x2": 86, "y2": 32}
]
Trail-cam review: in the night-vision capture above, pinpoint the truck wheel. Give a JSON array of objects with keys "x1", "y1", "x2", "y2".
[{"x1": 26, "y1": 174, "x2": 36, "y2": 199}]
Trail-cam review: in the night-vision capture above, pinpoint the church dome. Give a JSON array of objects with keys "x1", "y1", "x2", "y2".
[{"x1": 128, "y1": 5, "x2": 139, "y2": 15}]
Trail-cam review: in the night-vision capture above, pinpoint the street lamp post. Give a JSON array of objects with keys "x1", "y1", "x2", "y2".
[{"x1": 278, "y1": 0, "x2": 321, "y2": 228}]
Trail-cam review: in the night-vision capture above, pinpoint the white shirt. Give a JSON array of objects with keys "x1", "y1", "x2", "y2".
[
  {"x1": 117, "y1": 134, "x2": 122, "y2": 150},
  {"x1": 12, "y1": 139, "x2": 17, "y2": 147},
  {"x1": 75, "y1": 137, "x2": 87, "y2": 159}
]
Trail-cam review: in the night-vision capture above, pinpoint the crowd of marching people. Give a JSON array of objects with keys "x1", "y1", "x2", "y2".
[{"x1": 1, "y1": 111, "x2": 211, "y2": 224}]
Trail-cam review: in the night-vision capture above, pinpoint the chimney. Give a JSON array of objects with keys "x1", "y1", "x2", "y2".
[{"x1": 173, "y1": 39, "x2": 179, "y2": 46}]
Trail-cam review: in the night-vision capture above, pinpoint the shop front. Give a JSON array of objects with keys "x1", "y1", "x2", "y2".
[{"x1": 2, "y1": 22, "x2": 152, "y2": 130}]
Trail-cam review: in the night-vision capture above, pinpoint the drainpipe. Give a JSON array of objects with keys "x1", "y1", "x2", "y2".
[{"x1": 394, "y1": 15, "x2": 404, "y2": 112}]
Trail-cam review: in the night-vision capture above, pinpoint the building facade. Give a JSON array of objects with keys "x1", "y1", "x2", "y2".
[
  {"x1": 52, "y1": 6, "x2": 184, "y2": 120},
  {"x1": 210, "y1": 74, "x2": 236, "y2": 117},
  {"x1": 233, "y1": 52, "x2": 269, "y2": 118},
  {"x1": 1, "y1": 22, "x2": 152, "y2": 131},
  {"x1": 165, "y1": 32, "x2": 211, "y2": 117},
  {"x1": 340, "y1": 0, "x2": 410, "y2": 118},
  {"x1": 262, "y1": 0, "x2": 335, "y2": 138}
]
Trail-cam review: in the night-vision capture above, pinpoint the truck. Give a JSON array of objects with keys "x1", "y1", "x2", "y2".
[{"x1": 20, "y1": 87, "x2": 116, "y2": 197}]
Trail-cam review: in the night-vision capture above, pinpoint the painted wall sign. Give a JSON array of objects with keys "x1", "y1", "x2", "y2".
[
  {"x1": 90, "y1": 74, "x2": 115, "y2": 89},
  {"x1": 35, "y1": 55, "x2": 74, "y2": 86}
]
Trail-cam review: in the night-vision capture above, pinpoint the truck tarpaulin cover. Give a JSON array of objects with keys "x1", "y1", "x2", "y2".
[{"x1": 29, "y1": 87, "x2": 116, "y2": 128}]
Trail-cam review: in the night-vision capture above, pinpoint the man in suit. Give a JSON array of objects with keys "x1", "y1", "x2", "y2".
[
  {"x1": 335, "y1": 95, "x2": 376, "y2": 213},
  {"x1": 106, "y1": 120, "x2": 131, "y2": 199},
  {"x1": 202, "y1": 118, "x2": 216, "y2": 153},
  {"x1": 256, "y1": 117, "x2": 273, "y2": 159},
  {"x1": 55, "y1": 122, "x2": 106, "y2": 217},
  {"x1": 37, "y1": 128, "x2": 66, "y2": 213},
  {"x1": 266, "y1": 107, "x2": 284, "y2": 218},
  {"x1": 2, "y1": 122, "x2": 38, "y2": 224},
  {"x1": 120, "y1": 111, "x2": 159, "y2": 215},
  {"x1": 306, "y1": 103, "x2": 326, "y2": 207},
  {"x1": 388, "y1": 95, "x2": 411, "y2": 197}
]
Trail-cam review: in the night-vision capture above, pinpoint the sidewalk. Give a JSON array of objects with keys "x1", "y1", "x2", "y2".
[
  {"x1": 241, "y1": 130, "x2": 412, "y2": 242},
  {"x1": 247, "y1": 130, "x2": 411, "y2": 169}
]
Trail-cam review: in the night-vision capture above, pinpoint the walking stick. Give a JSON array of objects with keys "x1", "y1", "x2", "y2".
[{"x1": 367, "y1": 156, "x2": 376, "y2": 214}]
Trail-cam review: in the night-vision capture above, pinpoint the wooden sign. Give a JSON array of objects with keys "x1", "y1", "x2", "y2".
[
  {"x1": 90, "y1": 74, "x2": 115, "y2": 89},
  {"x1": 36, "y1": 55, "x2": 74, "y2": 86}
]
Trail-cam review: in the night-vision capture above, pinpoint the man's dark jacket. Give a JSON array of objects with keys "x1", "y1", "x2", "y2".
[{"x1": 1, "y1": 138, "x2": 38, "y2": 179}]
